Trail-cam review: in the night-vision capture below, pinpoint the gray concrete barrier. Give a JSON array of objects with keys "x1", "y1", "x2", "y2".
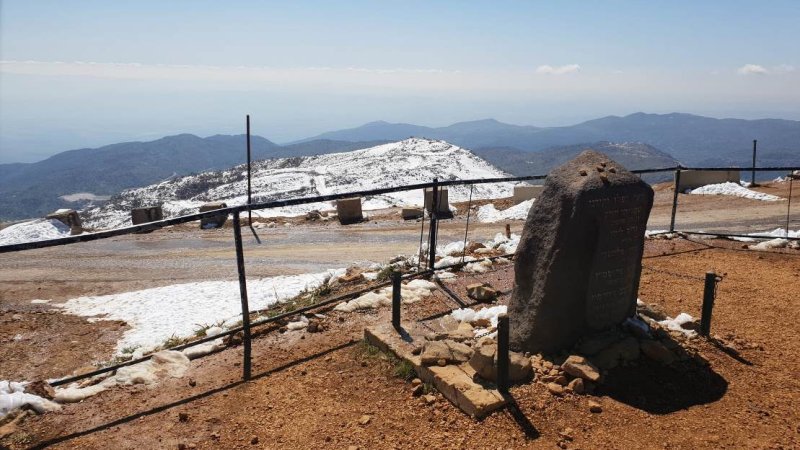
[
  {"x1": 677, "y1": 170, "x2": 740, "y2": 191},
  {"x1": 46, "y1": 209, "x2": 83, "y2": 235},
  {"x1": 512, "y1": 185, "x2": 545, "y2": 204},
  {"x1": 131, "y1": 206, "x2": 164, "y2": 226},
  {"x1": 424, "y1": 187, "x2": 453, "y2": 218}
]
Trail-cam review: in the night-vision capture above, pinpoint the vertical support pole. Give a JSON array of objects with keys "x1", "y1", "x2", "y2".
[
  {"x1": 428, "y1": 178, "x2": 439, "y2": 270},
  {"x1": 505, "y1": 223, "x2": 511, "y2": 239},
  {"x1": 669, "y1": 168, "x2": 681, "y2": 233},
  {"x1": 232, "y1": 211, "x2": 252, "y2": 380},
  {"x1": 700, "y1": 271, "x2": 717, "y2": 337},
  {"x1": 751, "y1": 139, "x2": 757, "y2": 187},
  {"x1": 497, "y1": 313, "x2": 510, "y2": 394},
  {"x1": 391, "y1": 271, "x2": 401, "y2": 330},
  {"x1": 786, "y1": 175, "x2": 794, "y2": 236},
  {"x1": 247, "y1": 115, "x2": 252, "y2": 224}
]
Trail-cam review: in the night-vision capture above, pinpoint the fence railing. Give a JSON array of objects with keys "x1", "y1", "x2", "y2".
[{"x1": 3, "y1": 164, "x2": 798, "y2": 386}]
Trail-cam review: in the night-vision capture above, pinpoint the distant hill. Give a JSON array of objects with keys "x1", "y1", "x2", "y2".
[
  {"x1": 473, "y1": 142, "x2": 680, "y2": 182},
  {"x1": 83, "y1": 138, "x2": 513, "y2": 230},
  {"x1": 298, "y1": 113, "x2": 800, "y2": 167},
  {"x1": 0, "y1": 135, "x2": 383, "y2": 220}
]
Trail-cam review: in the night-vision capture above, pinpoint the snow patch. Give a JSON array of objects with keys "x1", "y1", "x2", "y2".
[
  {"x1": 54, "y1": 350, "x2": 190, "y2": 403},
  {"x1": 54, "y1": 269, "x2": 344, "y2": 354},
  {"x1": 689, "y1": 182, "x2": 783, "y2": 201},
  {"x1": 333, "y1": 279, "x2": 437, "y2": 312},
  {"x1": 1, "y1": 381, "x2": 61, "y2": 419},
  {"x1": 476, "y1": 199, "x2": 534, "y2": 223},
  {"x1": 0, "y1": 219, "x2": 72, "y2": 246}
]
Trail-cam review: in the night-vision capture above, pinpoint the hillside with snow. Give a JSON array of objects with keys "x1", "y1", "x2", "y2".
[{"x1": 82, "y1": 138, "x2": 517, "y2": 229}]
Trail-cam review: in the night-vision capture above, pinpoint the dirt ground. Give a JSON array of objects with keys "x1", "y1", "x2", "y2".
[{"x1": 1, "y1": 235, "x2": 799, "y2": 449}]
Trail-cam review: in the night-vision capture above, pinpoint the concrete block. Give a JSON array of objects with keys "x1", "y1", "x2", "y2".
[
  {"x1": 401, "y1": 208, "x2": 424, "y2": 220},
  {"x1": 199, "y1": 202, "x2": 228, "y2": 229},
  {"x1": 336, "y1": 197, "x2": 363, "y2": 225},
  {"x1": 677, "y1": 170, "x2": 740, "y2": 191},
  {"x1": 131, "y1": 206, "x2": 164, "y2": 226},
  {"x1": 365, "y1": 323, "x2": 506, "y2": 418},
  {"x1": 46, "y1": 209, "x2": 83, "y2": 235},
  {"x1": 512, "y1": 185, "x2": 545, "y2": 204},
  {"x1": 423, "y1": 187, "x2": 453, "y2": 218}
]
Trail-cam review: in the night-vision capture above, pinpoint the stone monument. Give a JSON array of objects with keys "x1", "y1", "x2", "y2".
[{"x1": 508, "y1": 150, "x2": 654, "y2": 353}]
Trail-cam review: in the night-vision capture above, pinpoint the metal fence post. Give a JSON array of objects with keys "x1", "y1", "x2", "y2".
[
  {"x1": 232, "y1": 211, "x2": 252, "y2": 380},
  {"x1": 428, "y1": 178, "x2": 439, "y2": 269},
  {"x1": 497, "y1": 313, "x2": 510, "y2": 394},
  {"x1": 700, "y1": 271, "x2": 717, "y2": 337},
  {"x1": 751, "y1": 139, "x2": 757, "y2": 187},
  {"x1": 392, "y1": 271, "x2": 402, "y2": 330},
  {"x1": 669, "y1": 168, "x2": 681, "y2": 233},
  {"x1": 786, "y1": 174, "x2": 794, "y2": 235}
]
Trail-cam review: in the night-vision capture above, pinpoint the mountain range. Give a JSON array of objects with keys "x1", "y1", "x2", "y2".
[{"x1": 2, "y1": 112, "x2": 798, "y2": 221}]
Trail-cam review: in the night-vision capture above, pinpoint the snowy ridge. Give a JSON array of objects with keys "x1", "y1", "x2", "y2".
[
  {"x1": 83, "y1": 138, "x2": 517, "y2": 230},
  {"x1": 0, "y1": 219, "x2": 73, "y2": 246}
]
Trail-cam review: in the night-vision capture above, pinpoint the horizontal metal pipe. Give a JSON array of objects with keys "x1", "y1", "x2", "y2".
[
  {"x1": 8, "y1": 164, "x2": 798, "y2": 254},
  {"x1": 677, "y1": 230, "x2": 800, "y2": 241}
]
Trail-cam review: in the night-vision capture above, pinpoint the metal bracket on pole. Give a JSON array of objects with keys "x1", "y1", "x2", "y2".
[{"x1": 233, "y1": 211, "x2": 252, "y2": 380}]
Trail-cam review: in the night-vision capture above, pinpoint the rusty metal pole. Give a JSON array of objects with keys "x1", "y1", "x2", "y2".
[
  {"x1": 247, "y1": 115, "x2": 252, "y2": 225},
  {"x1": 392, "y1": 271, "x2": 401, "y2": 330},
  {"x1": 428, "y1": 179, "x2": 439, "y2": 270},
  {"x1": 669, "y1": 168, "x2": 682, "y2": 233},
  {"x1": 700, "y1": 272, "x2": 717, "y2": 337},
  {"x1": 497, "y1": 313, "x2": 510, "y2": 394},
  {"x1": 751, "y1": 139, "x2": 757, "y2": 187},
  {"x1": 786, "y1": 175, "x2": 794, "y2": 235},
  {"x1": 233, "y1": 211, "x2": 252, "y2": 379}
]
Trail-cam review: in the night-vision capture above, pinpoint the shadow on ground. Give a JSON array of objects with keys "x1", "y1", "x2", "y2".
[{"x1": 598, "y1": 345, "x2": 728, "y2": 414}]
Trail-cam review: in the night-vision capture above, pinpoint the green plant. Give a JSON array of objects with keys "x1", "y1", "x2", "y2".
[{"x1": 392, "y1": 359, "x2": 416, "y2": 381}]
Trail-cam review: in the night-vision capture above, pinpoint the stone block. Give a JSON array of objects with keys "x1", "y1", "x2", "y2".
[
  {"x1": 512, "y1": 185, "x2": 545, "y2": 204},
  {"x1": 336, "y1": 197, "x2": 363, "y2": 225},
  {"x1": 401, "y1": 208, "x2": 424, "y2": 220},
  {"x1": 131, "y1": 206, "x2": 164, "y2": 226},
  {"x1": 423, "y1": 187, "x2": 453, "y2": 218},
  {"x1": 676, "y1": 170, "x2": 740, "y2": 191},
  {"x1": 46, "y1": 209, "x2": 83, "y2": 235},
  {"x1": 198, "y1": 202, "x2": 228, "y2": 229}
]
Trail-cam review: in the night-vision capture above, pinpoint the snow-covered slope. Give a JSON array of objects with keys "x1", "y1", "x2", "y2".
[{"x1": 83, "y1": 138, "x2": 517, "y2": 229}]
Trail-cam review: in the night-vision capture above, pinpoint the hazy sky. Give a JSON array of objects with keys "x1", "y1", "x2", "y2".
[{"x1": 1, "y1": 0, "x2": 799, "y2": 163}]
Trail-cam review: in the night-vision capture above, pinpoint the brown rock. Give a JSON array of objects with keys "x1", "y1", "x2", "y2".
[
  {"x1": 420, "y1": 339, "x2": 473, "y2": 365},
  {"x1": 588, "y1": 400, "x2": 603, "y2": 413},
  {"x1": 25, "y1": 381, "x2": 55, "y2": 400},
  {"x1": 412, "y1": 384, "x2": 424, "y2": 396},
  {"x1": 567, "y1": 377, "x2": 585, "y2": 394},
  {"x1": 562, "y1": 355, "x2": 601, "y2": 382},
  {"x1": 591, "y1": 336, "x2": 640, "y2": 369},
  {"x1": 358, "y1": 415, "x2": 371, "y2": 425},
  {"x1": 547, "y1": 382, "x2": 565, "y2": 396},
  {"x1": 411, "y1": 378, "x2": 423, "y2": 387},
  {"x1": 250, "y1": 436, "x2": 259, "y2": 445},
  {"x1": 466, "y1": 283, "x2": 498, "y2": 302},
  {"x1": 640, "y1": 339, "x2": 677, "y2": 365},
  {"x1": 423, "y1": 394, "x2": 437, "y2": 405},
  {"x1": 554, "y1": 375, "x2": 569, "y2": 386},
  {"x1": 178, "y1": 412, "x2": 189, "y2": 422}
]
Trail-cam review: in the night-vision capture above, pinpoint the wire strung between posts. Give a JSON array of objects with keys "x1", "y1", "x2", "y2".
[{"x1": 461, "y1": 184, "x2": 474, "y2": 264}]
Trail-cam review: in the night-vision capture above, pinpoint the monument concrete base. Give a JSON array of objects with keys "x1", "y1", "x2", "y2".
[{"x1": 365, "y1": 322, "x2": 506, "y2": 418}]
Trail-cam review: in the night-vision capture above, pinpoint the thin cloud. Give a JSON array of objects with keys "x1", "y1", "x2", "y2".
[
  {"x1": 737, "y1": 64, "x2": 768, "y2": 75},
  {"x1": 535, "y1": 64, "x2": 581, "y2": 75}
]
